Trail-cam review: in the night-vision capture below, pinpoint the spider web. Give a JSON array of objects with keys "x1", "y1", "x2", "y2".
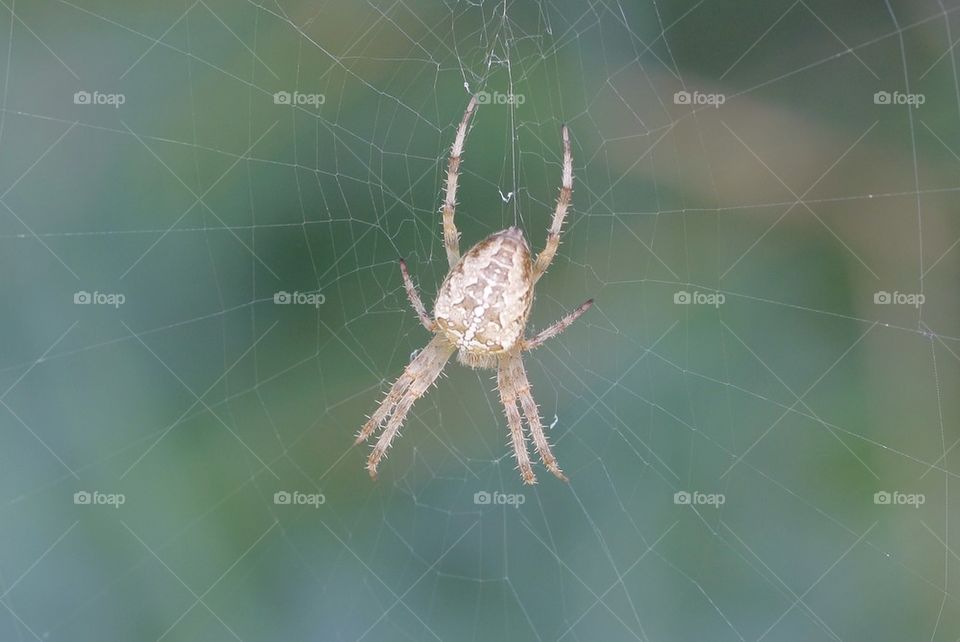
[{"x1": 1, "y1": 0, "x2": 959, "y2": 640}]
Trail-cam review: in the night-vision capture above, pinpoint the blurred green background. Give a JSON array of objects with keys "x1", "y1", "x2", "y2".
[{"x1": 1, "y1": 0, "x2": 959, "y2": 640}]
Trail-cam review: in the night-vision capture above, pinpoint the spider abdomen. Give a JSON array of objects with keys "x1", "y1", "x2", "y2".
[{"x1": 433, "y1": 227, "x2": 534, "y2": 367}]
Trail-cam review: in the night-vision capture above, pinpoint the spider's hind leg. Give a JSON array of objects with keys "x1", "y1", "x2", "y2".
[
  {"x1": 497, "y1": 356, "x2": 536, "y2": 485},
  {"x1": 362, "y1": 335, "x2": 454, "y2": 479},
  {"x1": 355, "y1": 371, "x2": 413, "y2": 446},
  {"x1": 504, "y1": 353, "x2": 568, "y2": 482}
]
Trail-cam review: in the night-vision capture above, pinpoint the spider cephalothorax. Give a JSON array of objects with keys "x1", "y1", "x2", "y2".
[{"x1": 355, "y1": 95, "x2": 592, "y2": 485}]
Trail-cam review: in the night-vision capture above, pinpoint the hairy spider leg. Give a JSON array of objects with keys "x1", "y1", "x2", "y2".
[
  {"x1": 364, "y1": 335, "x2": 455, "y2": 479},
  {"x1": 399, "y1": 259, "x2": 434, "y2": 331},
  {"x1": 532, "y1": 125, "x2": 573, "y2": 283},
  {"x1": 497, "y1": 356, "x2": 536, "y2": 484},
  {"x1": 502, "y1": 353, "x2": 567, "y2": 482},
  {"x1": 522, "y1": 299, "x2": 593, "y2": 351},
  {"x1": 441, "y1": 95, "x2": 479, "y2": 268}
]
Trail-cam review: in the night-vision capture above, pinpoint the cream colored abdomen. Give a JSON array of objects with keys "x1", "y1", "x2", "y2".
[{"x1": 434, "y1": 228, "x2": 533, "y2": 361}]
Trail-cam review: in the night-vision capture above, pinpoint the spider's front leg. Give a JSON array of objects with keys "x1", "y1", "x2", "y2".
[
  {"x1": 532, "y1": 124, "x2": 573, "y2": 283},
  {"x1": 441, "y1": 95, "x2": 479, "y2": 268}
]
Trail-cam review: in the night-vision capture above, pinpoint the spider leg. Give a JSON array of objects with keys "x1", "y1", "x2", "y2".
[
  {"x1": 354, "y1": 335, "x2": 450, "y2": 445},
  {"x1": 532, "y1": 125, "x2": 573, "y2": 283},
  {"x1": 441, "y1": 95, "x2": 479, "y2": 268},
  {"x1": 365, "y1": 335, "x2": 454, "y2": 479},
  {"x1": 354, "y1": 369, "x2": 414, "y2": 446},
  {"x1": 498, "y1": 357, "x2": 536, "y2": 485},
  {"x1": 504, "y1": 354, "x2": 568, "y2": 482},
  {"x1": 399, "y1": 259, "x2": 434, "y2": 331},
  {"x1": 521, "y1": 299, "x2": 593, "y2": 351}
]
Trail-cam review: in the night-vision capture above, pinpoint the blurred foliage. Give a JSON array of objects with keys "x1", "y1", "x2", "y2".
[{"x1": 0, "y1": 0, "x2": 958, "y2": 640}]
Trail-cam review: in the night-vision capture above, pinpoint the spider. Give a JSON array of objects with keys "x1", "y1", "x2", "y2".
[{"x1": 355, "y1": 95, "x2": 593, "y2": 485}]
